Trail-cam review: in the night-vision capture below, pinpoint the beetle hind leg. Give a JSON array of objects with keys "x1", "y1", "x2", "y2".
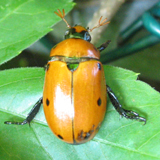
[
  {"x1": 120, "y1": 109, "x2": 146, "y2": 124},
  {"x1": 106, "y1": 85, "x2": 146, "y2": 124},
  {"x1": 4, "y1": 97, "x2": 43, "y2": 125}
]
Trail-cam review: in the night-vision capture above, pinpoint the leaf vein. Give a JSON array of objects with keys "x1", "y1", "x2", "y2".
[
  {"x1": 0, "y1": 0, "x2": 33, "y2": 23},
  {"x1": 93, "y1": 137, "x2": 160, "y2": 159},
  {"x1": 137, "y1": 130, "x2": 160, "y2": 150},
  {"x1": 0, "y1": 76, "x2": 43, "y2": 88}
]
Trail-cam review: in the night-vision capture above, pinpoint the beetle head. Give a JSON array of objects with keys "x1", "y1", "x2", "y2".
[{"x1": 54, "y1": 9, "x2": 109, "y2": 42}]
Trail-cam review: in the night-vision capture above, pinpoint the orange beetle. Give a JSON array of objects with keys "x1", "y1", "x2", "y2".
[{"x1": 5, "y1": 9, "x2": 146, "y2": 144}]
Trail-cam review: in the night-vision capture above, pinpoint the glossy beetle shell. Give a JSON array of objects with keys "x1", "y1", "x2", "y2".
[
  {"x1": 50, "y1": 38, "x2": 100, "y2": 59},
  {"x1": 43, "y1": 39, "x2": 107, "y2": 144}
]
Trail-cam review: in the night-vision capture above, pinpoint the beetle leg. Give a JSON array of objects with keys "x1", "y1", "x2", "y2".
[
  {"x1": 106, "y1": 85, "x2": 146, "y2": 124},
  {"x1": 97, "y1": 40, "x2": 111, "y2": 52},
  {"x1": 4, "y1": 97, "x2": 43, "y2": 125}
]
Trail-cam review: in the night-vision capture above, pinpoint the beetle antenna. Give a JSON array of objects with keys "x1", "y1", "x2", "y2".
[
  {"x1": 88, "y1": 16, "x2": 110, "y2": 32},
  {"x1": 54, "y1": 9, "x2": 71, "y2": 28}
]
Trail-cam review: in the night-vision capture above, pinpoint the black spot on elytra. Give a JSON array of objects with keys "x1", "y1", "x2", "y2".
[
  {"x1": 46, "y1": 98, "x2": 50, "y2": 106},
  {"x1": 77, "y1": 125, "x2": 95, "y2": 141},
  {"x1": 58, "y1": 135, "x2": 63, "y2": 139},
  {"x1": 97, "y1": 98, "x2": 102, "y2": 106},
  {"x1": 78, "y1": 130, "x2": 91, "y2": 140},
  {"x1": 97, "y1": 63, "x2": 101, "y2": 70}
]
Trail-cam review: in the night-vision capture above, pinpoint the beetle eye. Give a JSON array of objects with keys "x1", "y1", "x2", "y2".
[
  {"x1": 84, "y1": 32, "x2": 91, "y2": 42},
  {"x1": 65, "y1": 30, "x2": 69, "y2": 36},
  {"x1": 65, "y1": 30, "x2": 70, "y2": 39}
]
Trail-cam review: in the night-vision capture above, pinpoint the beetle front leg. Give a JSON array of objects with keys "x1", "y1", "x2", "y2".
[
  {"x1": 106, "y1": 85, "x2": 146, "y2": 124},
  {"x1": 4, "y1": 97, "x2": 43, "y2": 125},
  {"x1": 97, "y1": 40, "x2": 111, "y2": 52}
]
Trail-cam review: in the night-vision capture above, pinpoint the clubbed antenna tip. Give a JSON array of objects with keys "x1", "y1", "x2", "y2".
[
  {"x1": 54, "y1": 9, "x2": 71, "y2": 28},
  {"x1": 88, "y1": 16, "x2": 110, "y2": 32}
]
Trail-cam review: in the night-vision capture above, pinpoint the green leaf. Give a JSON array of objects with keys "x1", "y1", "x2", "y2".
[
  {"x1": 0, "y1": 66, "x2": 160, "y2": 160},
  {"x1": 0, "y1": 0, "x2": 74, "y2": 65}
]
